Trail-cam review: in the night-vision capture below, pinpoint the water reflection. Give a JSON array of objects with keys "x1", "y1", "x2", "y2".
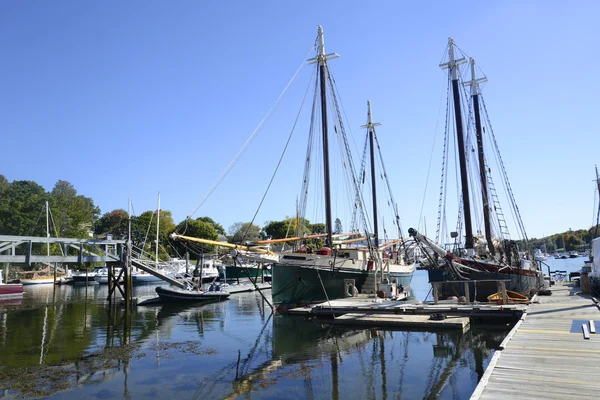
[{"x1": 0, "y1": 283, "x2": 509, "y2": 399}]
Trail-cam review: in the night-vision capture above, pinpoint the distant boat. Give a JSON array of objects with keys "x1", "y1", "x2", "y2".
[
  {"x1": 155, "y1": 285, "x2": 230, "y2": 303},
  {"x1": 19, "y1": 273, "x2": 56, "y2": 285},
  {"x1": 94, "y1": 267, "x2": 110, "y2": 284},
  {"x1": 72, "y1": 270, "x2": 98, "y2": 285},
  {"x1": 534, "y1": 249, "x2": 549, "y2": 261},
  {"x1": 131, "y1": 271, "x2": 162, "y2": 284},
  {"x1": 569, "y1": 251, "x2": 580, "y2": 258}
]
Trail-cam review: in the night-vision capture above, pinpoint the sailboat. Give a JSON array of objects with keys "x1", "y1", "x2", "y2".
[
  {"x1": 269, "y1": 26, "x2": 416, "y2": 309},
  {"x1": 408, "y1": 38, "x2": 543, "y2": 301},
  {"x1": 171, "y1": 26, "x2": 413, "y2": 309}
]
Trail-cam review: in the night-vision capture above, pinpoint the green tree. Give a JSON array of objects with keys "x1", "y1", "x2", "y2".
[
  {"x1": 173, "y1": 219, "x2": 218, "y2": 255},
  {"x1": 95, "y1": 209, "x2": 129, "y2": 238},
  {"x1": 229, "y1": 222, "x2": 261, "y2": 243},
  {"x1": 195, "y1": 216, "x2": 225, "y2": 235},
  {"x1": 133, "y1": 210, "x2": 176, "y2": 259},
  {"x1": 309, "y1": 222, "x2": 326, "y2": 234},
  {"x1": 50, "y1": 180, "x2": 99, "y2": 238},
  {"x1": 334, "y1": 218, "x2": 343, "y2": 234},
  {"x1": 0, "y1": 180, "x2": 49, "y2": 236}
]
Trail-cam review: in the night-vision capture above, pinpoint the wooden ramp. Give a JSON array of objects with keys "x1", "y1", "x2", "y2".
[{"x1": 472, "y1": 283, "x2": 600, "y2": 399}]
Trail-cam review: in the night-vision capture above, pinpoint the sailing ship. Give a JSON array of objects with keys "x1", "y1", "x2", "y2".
[
  {"x1": 409, "y1": 38, "x2": 542, "y2": 301},
  {"x1": 269, "y1": 26, "x2": 415, "y2": 309},
  {"x1": 170, "y1": 26, "x2": 414, "y2": 309}
]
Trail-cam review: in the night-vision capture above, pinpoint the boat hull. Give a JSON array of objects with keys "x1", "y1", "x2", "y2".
[
  {"x1": 155, "y1": 286, "x2": 230, "y2": 302},
  {"x1": 131, "y1": 274, "x2": 162, "y2": 284},
  {"x1": 222, "y1": 265, "x2": 271, "y2": 282},
  {"x1": 271, "y1": 264, "x2": 368, "y2": 310},
  {"x1": 20, "y1": 277, "x2": 55, "y2": 285},
  {"x1": 72, "y1": 275, "x2": 97, "y2": 285},
  {"x1": 0, "y1": 283, "x2": 23, "y2": 297},
  {"x1": 428, "y1": 268, "x2": 542, "y2": 302}
]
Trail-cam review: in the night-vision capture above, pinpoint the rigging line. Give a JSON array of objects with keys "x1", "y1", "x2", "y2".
[
  {"x1": 47, "y1": 206, "x2": 65, "y2": 256},
  {"x1": 141, "y1": 210, "x2": 154, "y2": 260},
  {"x1": 183, "y1": 44, "x2": 316, "y2": 225},
  {"x1": 298, "y1": 68, "x2": 320, "y2": 233},
  {"x1": 28, "y1": 203, "x2": 46, "y2": 237},
  {"x1": 480, "y1": 95, "x2": 528, "y2": 244},
  {"x1": 326, "y1": 66, "x2": 372, "y2": 245},
  {"x1": 373, "y1": 132, "x2": 404, "y2": 239},
  {"x1": 433, "y1": 75, "x2": 451, "y2": 243},
  {"x1": 240, "y1": 57, "x2": 316, "y2": 243}
]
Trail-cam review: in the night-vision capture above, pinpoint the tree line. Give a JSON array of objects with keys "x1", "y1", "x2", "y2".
[{"x1": 0, "y1": 176, "x2": 344, "y2": 259}]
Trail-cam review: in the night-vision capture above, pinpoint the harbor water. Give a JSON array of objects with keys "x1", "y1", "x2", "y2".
[{"x1": 0, "y1": 264, "x2": 569, "y2": 399}]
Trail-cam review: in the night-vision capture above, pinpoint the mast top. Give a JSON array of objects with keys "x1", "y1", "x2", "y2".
[
  {"x1": 360, "y1": 100, "x2": 382, "y2": 131},
  {"x1": 439, "y1": 37, "x2": 466, "y2": 81},
  {"x1": 307, "y1": 25, "x2": 339, "y2": 65},
  {"x1": 463, "y1": 57, "x2": 488, "y2": 96}
]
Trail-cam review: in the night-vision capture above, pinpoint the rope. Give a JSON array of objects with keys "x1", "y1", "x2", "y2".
[
  {"x1": 240, "y1": 62, "x2": 316, "y2": 244},
  {"x1": 316, "y1": 268, "x2": 335, "y2": 318},
  {"x1": 182, "y1": 44, "x2": 315, "y2": 226}
]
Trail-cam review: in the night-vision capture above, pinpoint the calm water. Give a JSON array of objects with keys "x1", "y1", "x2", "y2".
[{"x1": 0, "y1": 270, "x2": 514, "y2": 399}]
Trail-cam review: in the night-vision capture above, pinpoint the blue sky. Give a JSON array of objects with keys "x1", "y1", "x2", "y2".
[{"x1": 1, "y1": 1, "x2": 598, "y2": 239}]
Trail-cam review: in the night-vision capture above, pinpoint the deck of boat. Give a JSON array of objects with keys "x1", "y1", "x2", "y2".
[{"x1": 472, "y1": 282, "x2": 600, "y2": 399}]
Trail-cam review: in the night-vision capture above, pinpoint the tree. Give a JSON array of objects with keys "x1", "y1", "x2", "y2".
[
  {"x1": 229, "y1": 222, "x2": 261, "y2": 243},
  {"x1": 95, "y1": 209, "x2": 129, "y2": 238},
  {"x1": 195, "y1": 216, "x2": 225, "y2": 235},
  {"x1": 0, "y1": 180, "x2": 49, "y2": 236},
  {"x1": 309, "y1": 223, "x2": 326, "y2": 234},
  {"x1": 133, "y1": 210, "x2": 176, "y2": 259},
  {"x1": 173, "y1": 219, "x2": 218, "y2": 255},
  {"x1": 50, "y1": 180, "x2": 99, "y2": 238},
  {"x1": 334, "y1": 218, "x2": 343, "y2": 234}
]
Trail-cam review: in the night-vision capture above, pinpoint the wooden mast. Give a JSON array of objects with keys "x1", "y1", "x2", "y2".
[
  {"x1": 308, "y1": 26, "x2": 339, "y2": 250},
  {"x1": 466, "y1": 58, "x2": 495, "y2": 256},
  {"x1": 441, "y1": 38, "x2": 473, "y2": 255},
  {"x1": 361, "y1": 101, "x2": 382, "y2": 246}
]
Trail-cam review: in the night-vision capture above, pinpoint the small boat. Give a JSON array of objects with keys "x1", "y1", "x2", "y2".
[
  {"x1": 0, "y1": 273, "x2": 23, "y2": 298},
  {"x1": 132, "y1": 271, "x2": 163, "y2": 284},
  {"x1": 20, "y1": 275, "x2": 56, "y2": 285},
  {"x1": 72, "y1": 270, "x2": 98, "y2": 285},
  {"x1": 155, "y1": 285, "x2": 230, "y2": 303},
  {"x1": 487, "y1": 290, "x2": 529, "y2": 304}
]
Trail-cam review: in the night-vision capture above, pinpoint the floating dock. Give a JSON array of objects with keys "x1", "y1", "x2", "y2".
[
  {"x1": 472, "y1": 283, "x2": 600, "y2": 399},
  {"x1": 287, "y1": 295, "x2": 525, "y2": 330}
]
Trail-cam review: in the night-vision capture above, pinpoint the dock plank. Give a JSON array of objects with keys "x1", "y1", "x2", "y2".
[{"x1": 472, "y1": 283, "x2": 600, "y2": 399}]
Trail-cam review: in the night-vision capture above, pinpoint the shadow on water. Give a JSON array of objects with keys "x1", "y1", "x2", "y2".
[{"x1": 1, "y1": 285, "x2": 510, "y2": 399}]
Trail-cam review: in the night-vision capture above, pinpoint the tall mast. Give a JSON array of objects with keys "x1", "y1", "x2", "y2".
[
  {"x1": 465, "y1": 58, "x2": 494, "y2": 256},
  {"x1": 596, "y1": 165, "x2": 600, "y2": 198},
  {"x1": 308, "y1": 26, "x2": 339, "y2": 249},
  {"x1": 361, "y1": 101, "x2": 382, "y2": 246},
  {"x1": 156, "y1": 192, "x2": 160, "y2": 268},
  {"x1": 45, "y1": 200, "x2": 50, "y2": 256},
  {"x1": 440, "y1": 38, "x2": 473, "y2": 255}
]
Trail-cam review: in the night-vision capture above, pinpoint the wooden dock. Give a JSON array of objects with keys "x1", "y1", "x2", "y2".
[
  {"x1": 472, "y1": 283, "x2": 600, "y2": 399},
  {"x1": 287, "y1": 296, "x2": 524, "y2": 332}
]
